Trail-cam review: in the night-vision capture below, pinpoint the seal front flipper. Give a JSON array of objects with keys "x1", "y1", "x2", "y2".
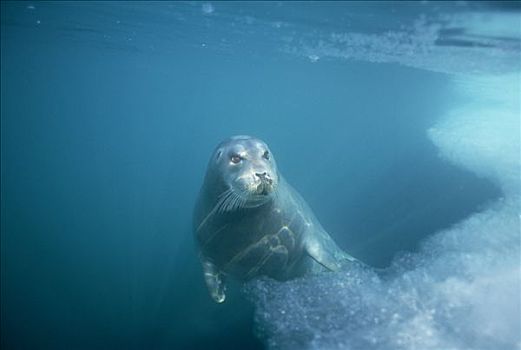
[
  {"x1": 200, "y1": 256, "x2": 226, "y2": 303},
  {"x1": 304, "y1": 230, "x2": 357, "y2": 271}
]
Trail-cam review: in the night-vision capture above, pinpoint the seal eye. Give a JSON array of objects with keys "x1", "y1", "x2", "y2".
[
  {"x1": 230, "y1": 154, "x2": 242, "y2": 164},
  {"x1": 263, "y1": 151, "x2": 270, "y2": 160}
]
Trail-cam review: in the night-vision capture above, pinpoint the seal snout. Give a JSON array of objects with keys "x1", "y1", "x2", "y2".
[
  {"x1": 255, "y1": 172, "x2": 273, "y2": 184},
  {"x1": 254, "y1": 172, "x2": 274, "y2": 195}
]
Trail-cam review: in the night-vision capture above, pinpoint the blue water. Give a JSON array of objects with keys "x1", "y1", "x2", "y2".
[{"x1": 1, "y1": 2, "x2": 520, "y2": 350}]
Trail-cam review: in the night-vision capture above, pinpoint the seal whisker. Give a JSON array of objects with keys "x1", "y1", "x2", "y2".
[
  {"x1": 232, "y1": 192, "x2": 244, "y2": 211},
  {"x1": 221, "y1": 189, "x2": 240, "y2": 213},
  {"x1": 217, "y1": 189, "x2": 235, "y2": 214},
  {"x1": 233, "y1": 193, "x2": 245, "y2": 211},
  {"x1": 221, "y1": 192, "x2": 232, "y2": 212},
  {"x1": 227, "y1": 195, "x2": 237, "y2": 212},
  {"x1": 197, "y1": 189, "x2": 235, "y2": 231}
]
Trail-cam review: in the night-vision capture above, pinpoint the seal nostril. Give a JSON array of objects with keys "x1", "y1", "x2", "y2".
[{"x1": 255, "y1": 172, "x2": 267, "y2": 178}]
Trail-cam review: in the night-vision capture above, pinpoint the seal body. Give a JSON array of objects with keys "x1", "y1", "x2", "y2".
[{"x1": 193, "y1": 136, "x2": 355, "y2": 303}]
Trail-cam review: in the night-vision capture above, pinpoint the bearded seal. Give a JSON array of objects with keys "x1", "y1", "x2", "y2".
[{"x1": 193, "y1": 135, "x2": 356, "y2": 303}]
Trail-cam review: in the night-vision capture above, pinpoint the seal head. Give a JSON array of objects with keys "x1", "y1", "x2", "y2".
[{"x1": 204, "y1": 135, "x2": 279, "y2": 212}]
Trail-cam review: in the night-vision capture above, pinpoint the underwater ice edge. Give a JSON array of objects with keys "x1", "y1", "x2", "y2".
[{"x1": 247, "y1": 10, "x2": 521, "y2": 350}]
